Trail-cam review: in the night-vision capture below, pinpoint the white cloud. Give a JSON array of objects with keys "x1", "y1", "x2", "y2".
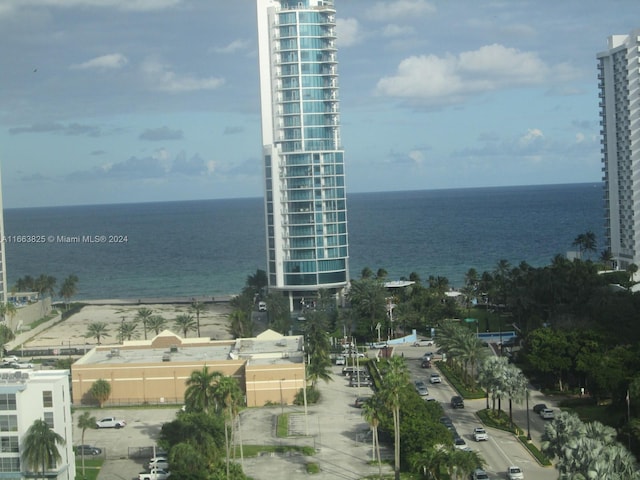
[
  {"x1": 0, "y1": 0, "x2": 181, "y2": 14},
  {"x1": 575, "y1": 132, "x2": 586, "y2": 143},
  {"x1": 71, "y1": 53, "x2": 128, "y2": 70},
  {"x1": 519, "y1": 128, "x2": 544, "y2": 146},
  {"x1": 376, "y1": 44, "x2": 573, "y2": 106},
  {"x1": 212, "y1": 39, "x2": 250, "y2": 54},
  {"x1": 337, "y1": 18, "x2": 361, "y2": 47},
  {"x1": 367, "y1": 0, "x2": 436, "y2": 21},
  {"x1": 383, "y1": 24, "x2": 415, "y2": 38},
  {"x1": 140, "y1": 58, "x2": 224, "y2": 93},
  {"x1": 408, "y1": 150, "x2": 425, "y2": 166}
]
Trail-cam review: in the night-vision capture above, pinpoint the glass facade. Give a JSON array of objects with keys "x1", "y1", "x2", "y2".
[{"x1": 259, "y1": 0, "x2": 349, "y2": 294}]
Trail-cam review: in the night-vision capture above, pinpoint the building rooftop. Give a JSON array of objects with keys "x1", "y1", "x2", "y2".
[{"x1": 75, "y1": 329, "x2": 305, "y2": 366}]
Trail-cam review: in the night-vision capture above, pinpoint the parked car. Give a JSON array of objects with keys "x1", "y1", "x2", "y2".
[
  {"x1": 453, "y1": 436, "x2": 470, "y2": 451},
  {"x1": 96, "y1": 417, "x2": 126, "y2": 429},
  {"x1": 75, "y1": 445, "x2": 102, "y2": 456},
  {"x1": 540, "y1": 408, "x2": 554, "y2": 420},
  {"x1": 3, "y1": 361, "x2": 33, "y2": 369},
  {"x1": 473, "y1": 426, "x2": 488, "y2": 441},
  {"x1": 532, "y1": 403, "x2": 547, "y2": 414},
  {"x1": 414, "y1": 380, "x2": 429, "y2": 396},
  {"x1": 335, "y1": 355, "x2": 346, "y2": 366},
  {"x1": 354, "y1": 396, "x2": 370, "y2": 408},
  {"x1": 2, "y1": 356, "x2": 18, "y2": 364},
  {"x1": 472, "y1": 468, "x2": 490, "y2": 480},
  {"x1": 507, "y1": 465, "x2": 524, "y2": 480},
  {"x1": 421, "y1": 352, "x2": 433, "y2": 361},
  {"x1": 450, "y1": 396, "x2": 464, "y2": 409},
  {"x1": 439, "y1": 416, "x2": 453, "y2": 428},
  {"x1": 429, "y1": 373, "x2": 441, "y2": 384},
  {"x1": 371, "y1": 342, "x2": 388, "y2": 349},
  {"x1": 413, "y1": 339, "x2": 434, "y2": 347},
  {"x1": 349, "y1": 377, "x2": 372, "y2": 387},
  {"x1": 342, "y1": 366, "x2": 369, "y2": 378},
  {"x1": 258, "y1": 301, "x2": 267, "y2": 312},
  {"x1": 148, "y1": 457, "x2": 169, "y2": 470},
  {"x1": 138, "y1": 469, "x2": 170, "y2": 480},
  {"x1": 420, "y1": 359, "x2": 432, "y2": 368}
]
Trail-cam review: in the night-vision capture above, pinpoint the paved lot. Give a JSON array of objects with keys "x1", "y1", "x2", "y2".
[{"x1": 77, "y1": 361, "x2": 393, "y2": 480}]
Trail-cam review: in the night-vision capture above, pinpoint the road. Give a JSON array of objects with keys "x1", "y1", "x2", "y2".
[{"x1": 395, "y1": 343, "x2": 557, "y2": 480}]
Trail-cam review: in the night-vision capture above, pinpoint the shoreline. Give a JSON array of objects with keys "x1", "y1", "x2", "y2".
[{"x1": 55, "y1": 294, "x2": 235, "y2": 306}]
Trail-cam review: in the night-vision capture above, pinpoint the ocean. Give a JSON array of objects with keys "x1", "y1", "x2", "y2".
[{"x1": 2, "y1": 183, "x2": 604, "y2": 300}]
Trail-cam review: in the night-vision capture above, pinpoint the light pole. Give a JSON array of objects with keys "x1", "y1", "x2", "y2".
[
  {"x1": 526, "y1": 389, "x2": 531, "y2": 440},
  {"x1": 121, "y1": 316, "x2": 125, "y2": 344},
  {"x1": 279, "y1": 379, "x2": 285, "y2": 416}
]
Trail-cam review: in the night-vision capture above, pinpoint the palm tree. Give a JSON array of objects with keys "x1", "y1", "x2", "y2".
[
  {"x1": 380, "y1": 356, "x2": 409, "y2": 480},
  {"x1": 58, "y1": 274, "x2": 79, "y2": 309},
  {"x1": 174, "y1": 314, "x2": 197, "y2": 337},
  {"x1": 84, "y1": 322, "x2": 109, "y2": 344},
  {"x1": 444, "y1": 448, "x2": 484, "y2": 480},
  {"x1": 135, "y1": 307, "x2": 153, "y2": 340},
  {"x1": 347, "y1": 278, "x2": 387, "y2": 336},
  {"x1": 189, "y1": 301, "x2": 205, "y2": 337},
  {"x1": 362, "y1": 398, "x2": 383, "y2": 478},
  {"x1": 304, "y1": 315, "x2": 332, "y2": 387},
  {"x1": 504, "y1": 364, "x2": 528, "y2": 427},
  {"x1": 0, "y1": 325, "x2": 15, "y2": 354},
  {"x1": 118, "y1": 321, "x2": 138, "y2": 342},
  {"x1": 77, "y1": 411, "x2": 96, "y2": 477},
  {"x1": 146, "y1": 315, "x2": 167, "y2": 336},
  {"x1": 34, "y1": 274, "x2": 57, "y2": 298},
  {"x1": 22, "y1": 419, "x2": 65, "y2": 479},
  {"x1": 184, "y1": 366, "x2": 222, "y2": 413},
  {"x1": 245, "y1": 269, "x2": 268, "y2": 296},
  {"x1": 214, "y1": 375, "x2": 244, "y2": 478},
  {"x1": 228, "y1": 310, "x2": 253, "y2": 338},
  {"x1": 0, "y1": 303, "x2": 17, "y2": 330},
  {"x1": 89, "y1": 379, "x2": 111, "y2": 408},
  {"x1": 572, "y1": 231, "x2": 597, "y2": 259}
]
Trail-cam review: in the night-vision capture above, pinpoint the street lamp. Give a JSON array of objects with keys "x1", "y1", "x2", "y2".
[{"x1": 526, "y1": 389, "x2": 531, "y2": 440}]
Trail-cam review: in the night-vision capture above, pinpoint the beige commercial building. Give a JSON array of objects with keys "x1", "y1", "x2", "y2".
[{"x1": 71, "y1": 329, "x2": 306, "y2": 408}]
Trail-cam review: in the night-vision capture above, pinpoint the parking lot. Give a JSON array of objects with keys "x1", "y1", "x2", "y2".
[{"x1": 76, "y1": 360, "x2": 393, "y2": 480}]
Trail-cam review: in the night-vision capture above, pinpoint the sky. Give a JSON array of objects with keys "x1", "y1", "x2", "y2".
[{"x1": 1, "y1": 0, "x2": 639, "y2": 209}]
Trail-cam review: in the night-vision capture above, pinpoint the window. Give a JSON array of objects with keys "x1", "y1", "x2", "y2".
[
  {"x1": 0, "y1": 457, "x2": 19, "y2": 472},
  {"x1": 43, "y1": 391, "x2": 53, "y2": 408},
  {"x1": 0, "y1": 394, "x2": 16, "y2": 411},
  {"x1": 44, "y1": 412, "x2": 54, "y2": 429},
  {"x1": 0, "y1": 416, "x2": 17, "y2": 432},
  {"x1": 0, "y1": 436, "x2": 18, "y2": 453}
]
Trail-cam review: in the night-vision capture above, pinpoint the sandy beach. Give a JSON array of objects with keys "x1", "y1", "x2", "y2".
[{"x1": 21, "y1": 302, "x2": 234, "y2": 350}]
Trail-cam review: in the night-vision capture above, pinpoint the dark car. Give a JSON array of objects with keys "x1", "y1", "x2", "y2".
[
  {"x1": 533, "y1": 403, "x2": 547, "y2": 414},
  {"x1": 354, "y1": 396, "x2": 370, "y2": 408},
  {"x1": 420, "y1": 359, "x2": 432, "y2": 368},
  {"x1": 349, "y1": 377, "x2": 372, "y2": 387},
  {"x1": 76, "y1": 445, "x2": 102, "y2": 456},
  {"x1": 450, "y1": 396, "x2": 464, "y2": 409}
]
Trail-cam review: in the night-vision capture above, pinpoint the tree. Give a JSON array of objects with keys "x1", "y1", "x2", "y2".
[
  {"x1": 190, "y1": 301, "x2": 205, "y2": 337},
  {"x1": 58, "y1": 274, "x2": 79, "y2": 309},
  {"x1": 214, "y1": 376, "x2": 244, "y2": 478},
  {"x1": 135, "y1": 307, "x2": 154, "y2": 340},
  {"x1": 89, "y1": 379, "x2": 112, "y2": 408},
  {"x1": 84, "y1": 322, "x2": 109, "y2": 345},
  {"x1": 264, "y1": 292, "x2": 289, "y2": 334},
  {"x1": 304, "y1": 314, "x2": 333, "y2": 387},
  {"x1": 245, "y1": 269, "x2": 268, "y2": 297},
  {"x1": 118, "y1": 321, "x2": 138, "y2": 342},
  {"x1": 362, "y1": 398, "x2": 383, "y2": 478},
  {"x1": 0, "y1": 325, "x2": 15, "y2": 352},
  {"x1": 22, "y1": 419, "x2": 65, "y2": 479},
  {"x1": 184, "y1": 366, "x2": 222, "y2": 413},
  {"x1": 572, "y1": 231, "x2": 597, "y2": 259},
  {"x1": 379, "y1": 356, "x2": 409, "y2": 480},
  {"x1": 77, "y1": 411, "x2": 96, "y2": 478},
  {"x1": 34, "y1": 274, "x2": 57, "y2": 298},
  {"x1": 174, "y1": 314, "x2": 197, "y2": 338},
  {"x1": 228, "y1": 310, "x2": 253, "y2": 338},
  {"x1": 147, "y1": 315, "x2": 168, "y2": 336},
  {"x1": 348, "y1": 278, "x2": 387, "y2": 338},
  {"x1": 0, "y1": 302, "x2": 17, "y2": 326}
]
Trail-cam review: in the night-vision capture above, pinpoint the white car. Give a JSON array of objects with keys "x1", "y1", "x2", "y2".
[
  {"x1": 371, "y1": 342, "x2": 388, "y2": 349},
  {"x1": 258, "y1": 301, "x2": 267, "y2": 312},
  {"x1": 507, "y1": 465, "x2": 524, "y2": 480},
  {"x1": 429, "y1": 373, "x2": 442, "y2": 384},
  {"x1": 413, "y1": 339, "x2": 434, "y2": 347},
  {"x1": 473, "y1": 427, "x2": 488, "y2": 441},
  {"x1": 148, "y1": 457, "x2": 169, "y2": 470},
  {"x1": 96, "y1": 417, "x2": 126, "y2": 428},
  {"x1": 138, "y1": 469, "x2": 170, "y2": 480},
  {"x1": 540, "y1": 408, "x2": 554, "y2": 420},
  {"x1": 335, "y1": 355, "x2": 346, "y2": 366},
  {"x1": 453, "y1": 436, "x2": 471, "y2": 451},
  {"x1": 2, "y1": 356, "x2": 18, "y2": 364}
]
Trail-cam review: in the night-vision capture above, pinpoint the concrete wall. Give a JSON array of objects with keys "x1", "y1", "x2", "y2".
[{"x1": 12, "y1": 297, "x2": 52, "y2": 332}]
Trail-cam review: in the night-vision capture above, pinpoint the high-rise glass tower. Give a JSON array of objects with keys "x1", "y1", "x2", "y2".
[
  {"x1": 598, "y1": 29, "x2": 640, "y2": 270},
  {"x1": 256, "y1": 0, "x2": 349, "y2": 310}
]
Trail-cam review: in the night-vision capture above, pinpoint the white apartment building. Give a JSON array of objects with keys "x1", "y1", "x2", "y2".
[
  {"x1": 0, "y1": 370, "x2": 75, "y2": 479},
  {"x1": 256, "y1": 0, "x2": 350, "y2": 311},
  {"x1": 598, "y1": 29, "x2": 640, "y2": 270}
]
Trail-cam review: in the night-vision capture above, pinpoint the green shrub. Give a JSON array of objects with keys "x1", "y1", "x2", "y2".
[
  {"x1": 306, "y1": 462, "x2": 320, "y2": 474},
  {"x1": 293, "y1": 386, "x2": 320, "y2": 405}
]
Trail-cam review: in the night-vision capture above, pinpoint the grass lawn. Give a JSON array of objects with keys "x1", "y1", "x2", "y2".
[
  {"x1": 560, "y1": 398, "x2": 626, "y2": 427},
  {"x1": 75, "y1": 457, "x2": 103, "y2": 480}
]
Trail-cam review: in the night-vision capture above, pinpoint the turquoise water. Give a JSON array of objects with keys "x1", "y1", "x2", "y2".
[{"x1": 3, "y1": 183, "x2": 603, "y2": 299}]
